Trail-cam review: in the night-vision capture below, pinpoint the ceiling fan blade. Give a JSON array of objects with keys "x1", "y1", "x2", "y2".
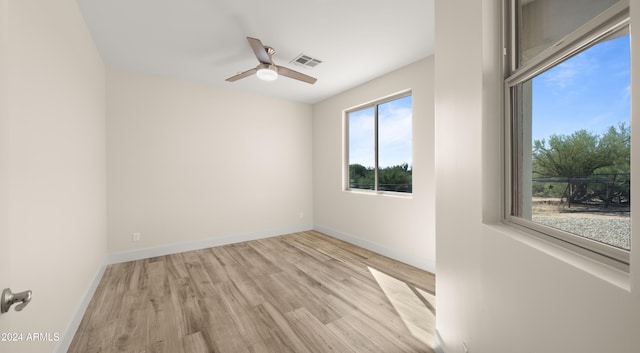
[
  {"x1": 247, "y1": 37, "x2": 273, "y2": 65},
  {"x1": 277, "y1": 66, "x2": 317, "y2": 84},
  {"x1": 225, "y1": 68, "x2": 257, "y2": 82}
]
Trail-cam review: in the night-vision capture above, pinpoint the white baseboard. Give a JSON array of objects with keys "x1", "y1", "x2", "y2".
[
  {"x1": 313, "y1": 225, "x2": 436, "y2": 274},
  {"x1": 53, "y1": 260, "x2": 107, "y2": 353},
  {"x1": 107, "y1": 224, "x2": 314, "y2": 264}
]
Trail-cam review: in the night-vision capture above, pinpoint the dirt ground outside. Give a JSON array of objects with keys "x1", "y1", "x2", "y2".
[{"x1": 530, "y1": 197, "x2": 630, "y2": 250}]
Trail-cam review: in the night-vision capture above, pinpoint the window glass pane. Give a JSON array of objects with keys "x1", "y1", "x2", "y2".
[
  {"x1": 514, "y1": 29, "x2": 630, "y2": 250},
  {"x1": 348, "y1": 107, "x2": 375, "y2": 190},
  {"x1": 518, "y1": 0, "x2": 619, "y2": 66},
  {"x1": 378, "y1": 95, "x2": 412, "y2": 193}
]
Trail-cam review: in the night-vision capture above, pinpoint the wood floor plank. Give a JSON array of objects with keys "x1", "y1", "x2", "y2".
[
  {"x1": 182, "y1": 331, "x2": 209, "y2": 353},
  {"x1": 231, "y1": 278, "x2": 266, "y2": 306},
  {"x1": 197, "y1": 248, "x2": 231, "y2": 284},
  {"x1": 111, "y1": 292, "x2": 147, "y2": 352},
  {"x1": 327, "y1": 317, "x2": 398, "y2": 353},
  {"x1": 253, "y1": 272, "x2": 304, "y2": 313},
  {"x1": 146, "y1": 260, "x2": 184, "y2": 353},
  {"x1": 68, "y1": 231, "x2": 436, "y2": 353},
  {"x1": 274, "y1": 269, "x2": 342, "y2": 325},
  {"x1": 250, "y1": 335, "x2": 296, "y2": 353},
  {"x1": 256, "y1": 301, "x2": 314, "y2": 353},
  {"x1": 215, "y1": 280, "x2": 272, "y2": 346},
  {"x1": 286, "y1": 307, "x2": 358, "y2": 353},
  {"x1": 198, "y1": 295, "x2": 251, "y2": 353}
]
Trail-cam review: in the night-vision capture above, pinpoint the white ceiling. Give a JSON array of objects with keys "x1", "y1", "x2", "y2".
[{"x1": 76, "y1": 0, "x2": 434, "y2": 104}]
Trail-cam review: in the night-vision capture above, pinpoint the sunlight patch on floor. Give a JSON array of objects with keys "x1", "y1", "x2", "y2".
[{"x1": 368, "y1": 266, "x2": 436, "y2": 348}]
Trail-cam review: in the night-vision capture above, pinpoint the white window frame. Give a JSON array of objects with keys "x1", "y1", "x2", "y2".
[
  {"x1": 344, "y1": 90, "x2": 413, "y2": 195},
  {"x1": 503, "y1": 0, "x2": 630, "y2": 270}
]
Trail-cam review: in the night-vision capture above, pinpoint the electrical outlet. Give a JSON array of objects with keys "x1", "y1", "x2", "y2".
[
  {"x1": 299, "y1": 211, "x2": 304, "y2": 219},
  {"x1": 132, "y1": 232, "x2": 141, "y2": 242}
]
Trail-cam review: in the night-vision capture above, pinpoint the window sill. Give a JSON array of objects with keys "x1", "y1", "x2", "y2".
[
  {"x1": 483, "y1": 222, "x2": 631, "y2": 292},
  {"x1": 344, "y1": 189, "x2": 413, "y2": 199}
]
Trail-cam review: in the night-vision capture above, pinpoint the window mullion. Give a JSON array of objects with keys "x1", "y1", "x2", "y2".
[{"x1": 374, "y1": 104, "x2": 379, "y2": 191}]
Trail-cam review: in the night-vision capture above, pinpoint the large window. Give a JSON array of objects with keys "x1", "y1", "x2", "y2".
[
  {"x1": 346, "y1": 92, "x2": 412, "y2": 194},
  {"x1": 505, "y1": 0, "x2": 631, "y2": 269}
]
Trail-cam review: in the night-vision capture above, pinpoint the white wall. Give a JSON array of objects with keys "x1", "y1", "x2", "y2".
[
  {"x1": 107, "y1": 69, "x2": 313, "y2": 255},
  {"x1": 434, "y1": 1, "x2": 640, "y2": 353},
  {"x1": 312, "y1": 58, "x2": 436, "y2": 272},
  {"x1": 1, "y1": 1, "x2": 107, "y2": 353}
]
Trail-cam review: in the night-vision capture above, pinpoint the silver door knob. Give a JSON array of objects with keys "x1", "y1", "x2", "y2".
[{"x1": 1, "y1": 288, "x2": 32, "y2": 313}]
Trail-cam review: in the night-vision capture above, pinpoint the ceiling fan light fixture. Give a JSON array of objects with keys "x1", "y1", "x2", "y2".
[
  {"x1": 226, "y1": 38, "x2": 316, "y2": 84},
  {"x1": 256, "y1": 67, "x2": 278, "y2": 81}
]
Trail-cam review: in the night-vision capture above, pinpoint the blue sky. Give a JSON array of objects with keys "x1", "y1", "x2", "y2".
[
  {"x1": 531, "y1": 34, "x2": 630, "y2": 142},
  {"x1": 349, "y1": 95, "x2": 412, "y2": 168}
]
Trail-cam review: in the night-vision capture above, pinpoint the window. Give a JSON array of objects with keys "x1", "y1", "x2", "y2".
[
  {"x1": 505, "y1": 0, "x2": 631, "y2": 269},
  {"x1": 346, "y1": 92, "x2": 412, "y2": 194}
]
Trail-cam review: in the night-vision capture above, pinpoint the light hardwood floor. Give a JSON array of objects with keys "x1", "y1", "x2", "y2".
[{"x1": 68, "y1": 231, "x2": 436, "y2": 353}]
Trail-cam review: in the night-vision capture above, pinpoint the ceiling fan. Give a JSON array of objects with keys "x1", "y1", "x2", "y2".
[{"x1": 226, "y1": 37, "x2": 317, "y2": 84}]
